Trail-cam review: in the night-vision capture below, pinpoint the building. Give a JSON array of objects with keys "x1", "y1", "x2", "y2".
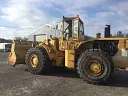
[
  {"x1": 28, "y1": 24, "x2": 61, "y2": 41},
  {"x1": 28, "y1": 24, "x2": 92, "y2": 42}
]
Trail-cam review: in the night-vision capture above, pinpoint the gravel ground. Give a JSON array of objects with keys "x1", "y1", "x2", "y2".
[{"x1": 1, "y1": 52, "x2": 128, "y2": 96}]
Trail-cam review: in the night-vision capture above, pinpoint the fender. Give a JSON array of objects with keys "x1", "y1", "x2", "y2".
[{"x1": 39, "y1": 44, "x2": 56, "y2": 60}]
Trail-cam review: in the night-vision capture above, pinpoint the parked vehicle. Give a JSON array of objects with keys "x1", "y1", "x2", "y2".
[{"x1": 0, "y1": 43, "x2": 11, "y2": 52}]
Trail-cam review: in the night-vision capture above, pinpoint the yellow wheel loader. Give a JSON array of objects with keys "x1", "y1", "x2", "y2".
[{"x1": 8, "y1": 15, "x2": 128, "y2": 85}]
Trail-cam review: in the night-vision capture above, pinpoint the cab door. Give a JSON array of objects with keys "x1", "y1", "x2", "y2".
[{"x1": 72, "y1": 19, "x2": 79, "y2": 40}]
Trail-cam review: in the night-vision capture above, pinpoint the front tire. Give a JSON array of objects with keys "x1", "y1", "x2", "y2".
[
  {"x1": 25, "y1": 47, "x2": 52, "y2": 74},
  {"x1": 77, "y1": 49, "x2": 113, "y2": 85}
]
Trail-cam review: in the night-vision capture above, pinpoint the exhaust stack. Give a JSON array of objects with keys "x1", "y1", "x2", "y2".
[{"x1": 104, "y1": 25, "x2": 111, "y2": 38}]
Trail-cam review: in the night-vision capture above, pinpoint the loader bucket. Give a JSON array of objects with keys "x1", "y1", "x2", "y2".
[{"x1": 8, "y1": 40, "x2": 38, "y2": 66}]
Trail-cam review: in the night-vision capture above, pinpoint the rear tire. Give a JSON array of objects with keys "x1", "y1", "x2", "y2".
[
  {"x1": 77, "y1": 49, "x2": 113, "y2": 85},
  {"x1": 25, "y1": 47, "x2": 52, "y2": 74}
]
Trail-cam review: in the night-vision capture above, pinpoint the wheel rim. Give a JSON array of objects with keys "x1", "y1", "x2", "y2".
[
  {"x1": 30, "y1": 55, "x2": 39, "y2": 68},
  {"x1": 88, "y1": 60, "x2": 103, "y2": 76}
]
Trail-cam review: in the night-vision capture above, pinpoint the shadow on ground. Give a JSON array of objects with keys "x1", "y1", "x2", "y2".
[
  {"x1": 24, "y1": 67, "x2": 79, "y2": 78},
  {"x1": 49, "y1": 69, "x2": 128, "y2": 88},
  {"x1": 106, "y1": 70, "x2": 128, "y2": 87},
  {"x1": 25, "y1": 67, "x2": 128, "y2": 87},
  {"x1": 48, "y1": 67, "x2": 79, "y2": 78}
]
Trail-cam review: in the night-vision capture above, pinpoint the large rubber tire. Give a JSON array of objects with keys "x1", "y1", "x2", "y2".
[
  {"x1": 77, "y1": 49, "x2": 113, "y2": 85},
  {"x1": 25, "y1": 47, "x2": 52, "y2": 74}
]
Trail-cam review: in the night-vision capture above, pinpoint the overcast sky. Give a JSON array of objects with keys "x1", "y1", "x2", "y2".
[{"x1": 0, "y1": 0, "x2": 128, "y2": 39}]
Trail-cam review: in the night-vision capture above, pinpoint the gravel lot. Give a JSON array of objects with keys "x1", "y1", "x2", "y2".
[{"x1": 1, "y1": 52, "x2": 128, "y2": 96}]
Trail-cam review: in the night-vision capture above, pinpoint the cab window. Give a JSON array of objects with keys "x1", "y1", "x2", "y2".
[
  {"x1": 73, "y1": 19, "x2": 79, "y2": 39},
  {"x1": 80, "y1": 22, "x2": 84, "y2": 35}
]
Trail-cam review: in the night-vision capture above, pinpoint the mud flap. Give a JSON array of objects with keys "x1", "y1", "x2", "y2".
[{"x1": 8, "y1": 40, "x2": 38, "y2": 66}]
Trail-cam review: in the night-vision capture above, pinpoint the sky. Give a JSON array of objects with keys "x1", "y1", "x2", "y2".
[{"x1": 0, "y1": 0, "x2": 128, "y2": 39}]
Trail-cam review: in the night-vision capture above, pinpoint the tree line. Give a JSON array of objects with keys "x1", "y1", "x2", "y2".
[
  {"x1": 112, "y1": 31, "x2": 128, "y2": 38},
  {"x1": 0, "y1": 38, "x2": 11, "y2": 43},
  {"x1": 13, "y1": 32, "x2": 128, "y2": 40},
  {"x1": 14, "y1": 37, "x2": 28, "y2": 40},
  {"x1": 0, "y1": 31, "x2": 127, "y2": 43},
  {"x1": 0, "y1": 37, "x2": 28, "y2": 43}
]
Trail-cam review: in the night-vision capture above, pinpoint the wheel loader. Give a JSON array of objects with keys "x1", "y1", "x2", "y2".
[{"x1": 8, "y1": 15, "x2": 128, "y2": 85}]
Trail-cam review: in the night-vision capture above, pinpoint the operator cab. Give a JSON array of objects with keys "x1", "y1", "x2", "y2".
[{"x1": 62, "y1": 15, "x2": 84, "y2": 41}]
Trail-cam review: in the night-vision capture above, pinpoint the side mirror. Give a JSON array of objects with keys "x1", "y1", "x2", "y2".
[
  {"x1": 56, "y1": 24, "x2": 58, "y2": 29},
  {"x1": 50, "y1": 35, "x2": 53, "y2": 39}
]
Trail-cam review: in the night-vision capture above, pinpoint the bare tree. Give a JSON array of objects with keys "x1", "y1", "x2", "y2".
[
  {"x1": 14, "y1": 37, "x2": 28, "y2": 40},
  {"x1": 113, "y1": 31, "x2": 125, "y2": 37},
  {"x1": 22, "y1": 37, "x2": 28, "y2": 40},
  {"x1": 14, "y1": 37, "x2": 22, "y2": 40},
  {"x1": 125, "y1": 34, "x2": 128, "y2": 38}
]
